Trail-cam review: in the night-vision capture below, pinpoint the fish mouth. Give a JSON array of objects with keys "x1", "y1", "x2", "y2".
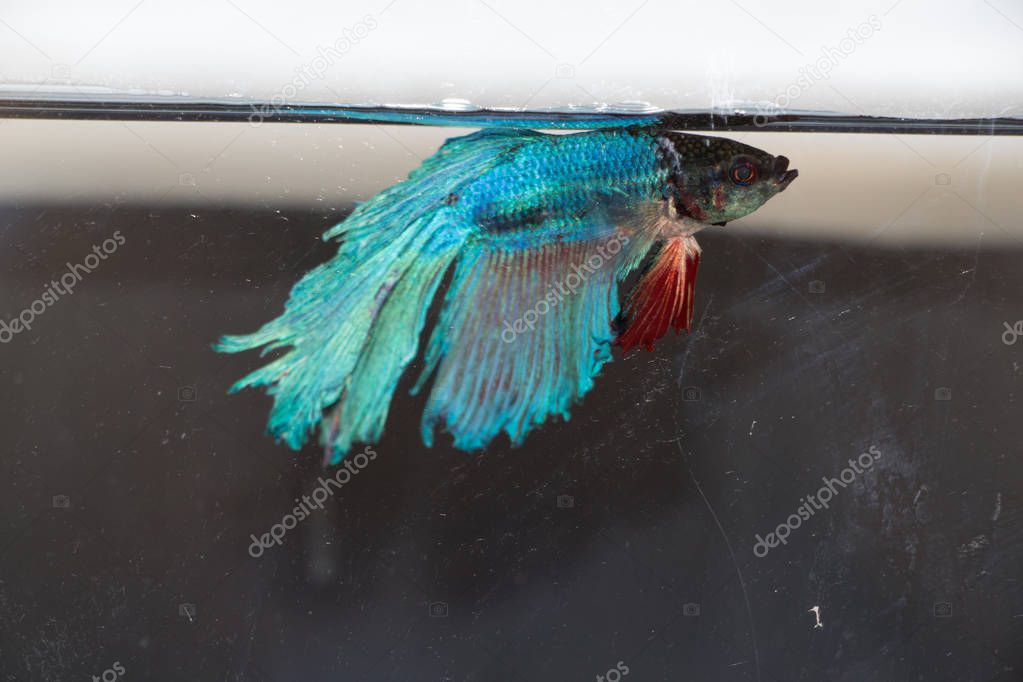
[{"x1": 772, "y1": 155, "x2": 798, "y2": 191}]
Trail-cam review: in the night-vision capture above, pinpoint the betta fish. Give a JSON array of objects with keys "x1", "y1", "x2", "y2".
[{"x1": 217, "y1": 127, "x2": 797, "y2": 463}]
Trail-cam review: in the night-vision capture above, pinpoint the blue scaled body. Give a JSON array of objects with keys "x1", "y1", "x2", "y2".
[{"x1": 218, "y1": 127, "x2": 797, "y2": 462}]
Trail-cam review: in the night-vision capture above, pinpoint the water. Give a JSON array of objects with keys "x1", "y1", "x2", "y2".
[
  {"x1": 3, "y1": 91, "x2": 1022, "y2": 134},
  {"x1": 2, "y1": 94, "x2": 1021, "y2": 681}
]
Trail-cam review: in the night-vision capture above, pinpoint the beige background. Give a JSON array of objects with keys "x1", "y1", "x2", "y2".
[{"x1": 0, "y1": 119, "x2": 1019, "y2": 247}]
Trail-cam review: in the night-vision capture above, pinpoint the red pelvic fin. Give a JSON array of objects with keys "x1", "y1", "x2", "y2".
[{"x1": 615, "y1": 236, "x2": 701, "y2": 353}]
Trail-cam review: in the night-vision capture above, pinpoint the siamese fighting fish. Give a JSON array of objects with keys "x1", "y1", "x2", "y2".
[{"x1": 217, "y1": 127, "x2": 797, "y2": 463}]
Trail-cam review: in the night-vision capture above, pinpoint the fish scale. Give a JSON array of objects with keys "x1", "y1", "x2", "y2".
[{"x1": 465, "y1": 131, "x2": 666, "y2": 246}]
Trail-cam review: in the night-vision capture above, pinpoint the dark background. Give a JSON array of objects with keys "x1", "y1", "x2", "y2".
[{"x1": 1, "y1": 205, "x2": 1020, "y2": 681}]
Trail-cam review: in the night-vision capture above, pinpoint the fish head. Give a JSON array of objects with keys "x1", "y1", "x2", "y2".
[{"x1": 661, "y1": 132, "x2": 797, "y2": 225}]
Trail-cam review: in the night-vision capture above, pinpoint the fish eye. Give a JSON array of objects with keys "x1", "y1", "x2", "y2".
[{"x1": 730, "y1": 160, "x2": 757, "y2": 186}]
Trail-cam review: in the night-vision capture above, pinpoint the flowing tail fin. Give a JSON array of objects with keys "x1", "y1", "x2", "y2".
[
  {"x1": 411, "y1": 229, "x2": 645, "y2": 451},
  {"x1": 216, "y1": 129, "x2": 538, "y2": 463}
]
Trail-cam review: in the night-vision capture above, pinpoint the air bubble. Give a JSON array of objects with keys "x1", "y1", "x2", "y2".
[{"x1": 434, "y1": 98, "x2": 479, "y2": 112}]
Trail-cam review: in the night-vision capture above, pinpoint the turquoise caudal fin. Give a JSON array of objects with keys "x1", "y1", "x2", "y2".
[{"x1": 217, "y1": 129, "x2": 542, "y2": 462}]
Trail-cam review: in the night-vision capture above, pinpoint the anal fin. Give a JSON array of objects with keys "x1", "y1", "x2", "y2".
[{"x1": 615, "y1": 235, "x2": 700, "y2": 352}]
